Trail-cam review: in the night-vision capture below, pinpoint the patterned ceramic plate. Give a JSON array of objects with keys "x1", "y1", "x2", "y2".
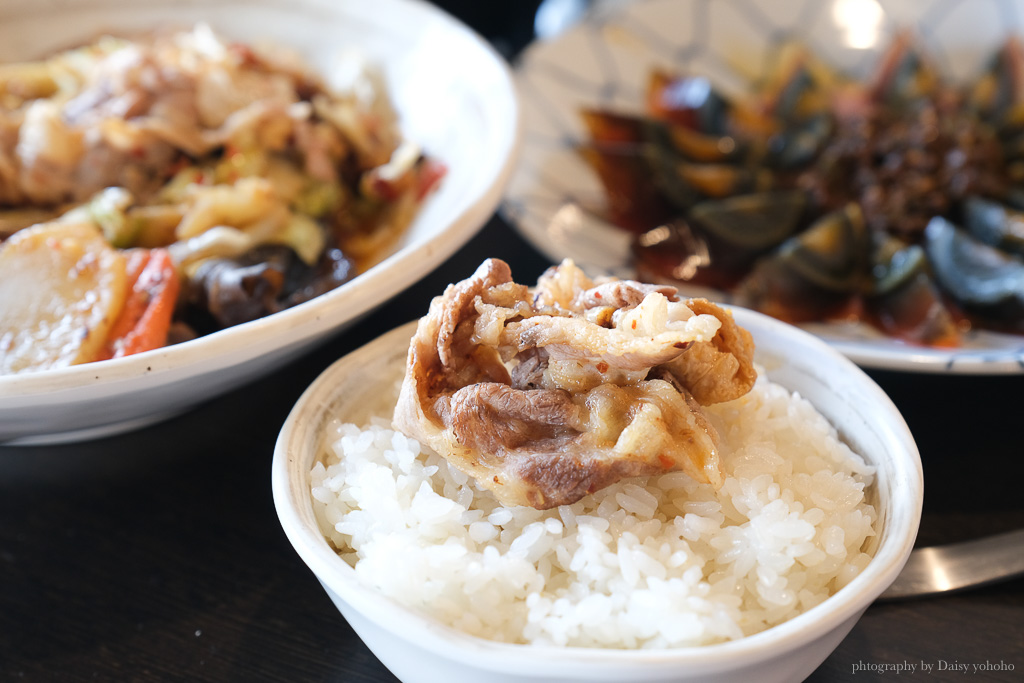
[{"x1": 504, "y1": 0, "x2": 1024, "y2": 374}]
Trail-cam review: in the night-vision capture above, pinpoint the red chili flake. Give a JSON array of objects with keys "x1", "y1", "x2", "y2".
[
  {"x1": 674, "y1": 341, "x2": 688, "y2": 349},
  {"x1": 658, "y1": 454, "x2": 674, "y2": 469},
  {"x1": 167, "y1": 156, "x2": 190, "y2": 176},
  {"x1": 228, "y1": 43, "x2": 258, "y2": 67},
  {"x1": 631, "y1": 320, "x2": 637, "y2": 329},
  {"x1": 596, "y1": 361, "x2": 609, "y2": 373},
  {"x1": 594, "y1": 291, "x2": 602, "y2": 299},
  {"x1": 370, "y1": 175, "x2": 401, "y2": 202},
  {"x1": 415, "y1": 158, "x2": 447, "y2": 200}
]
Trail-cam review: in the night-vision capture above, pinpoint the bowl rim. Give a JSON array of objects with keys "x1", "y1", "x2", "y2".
[
  {"x1": 272, "y1": 309, "x2": 923, "y2": 675},
  {"x1": 0, "y1": 0, "x2": 520, "y2": 399}
]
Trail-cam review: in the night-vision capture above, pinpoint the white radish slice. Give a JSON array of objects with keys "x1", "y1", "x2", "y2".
[{"x1": 0, "y1": 221, "x2": 127, "y2": 374}]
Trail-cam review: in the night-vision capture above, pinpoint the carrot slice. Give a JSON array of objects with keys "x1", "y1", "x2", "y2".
[{"x1": 96, "y1": 248, "x2": 180, "y2": 360}]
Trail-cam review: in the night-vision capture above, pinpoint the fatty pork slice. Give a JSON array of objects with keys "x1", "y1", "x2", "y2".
[{"x1": 393, "y1": 258, "x2": 756, "y2": 510}]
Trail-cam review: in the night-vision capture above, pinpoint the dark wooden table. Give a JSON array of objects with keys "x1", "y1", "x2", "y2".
[{"x1": 2, "y1": 3, "x2": 1023, "y2": 681}]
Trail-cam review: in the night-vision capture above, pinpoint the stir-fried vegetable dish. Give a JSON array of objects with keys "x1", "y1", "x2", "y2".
[{"x1": 0, "y1": 24, "x2": 444, "y2": 375}]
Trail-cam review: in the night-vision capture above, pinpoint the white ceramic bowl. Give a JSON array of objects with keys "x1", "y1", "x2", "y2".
[
  {"x1": 0, "y1": 0, "x2": 519, "y2": 444},
  {"x1": 273, "y1": 310, "x2": 923, "y2": 683}
]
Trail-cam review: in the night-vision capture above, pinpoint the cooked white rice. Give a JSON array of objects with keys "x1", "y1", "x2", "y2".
[{"x1": 310, "y1": 370, "x2": 876, "y2": 649}]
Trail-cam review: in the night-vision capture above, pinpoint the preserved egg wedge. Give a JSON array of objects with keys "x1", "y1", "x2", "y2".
[
  {"x1": 925, "y1": 215, "x2": 1024, "y2": 328},
  {"x1": 963, "y1": 196, "x2": 1024, "y2": 256}
]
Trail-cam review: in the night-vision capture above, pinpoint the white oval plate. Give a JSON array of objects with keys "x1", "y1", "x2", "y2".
[
  {"x1": 0, "y1": 0, "x2": 519, "y2": 443},
  {"x1": 503, "y1": 0, "x2": 1024, "y2": 374}
]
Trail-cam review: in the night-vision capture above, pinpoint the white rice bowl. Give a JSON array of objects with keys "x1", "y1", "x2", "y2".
[{"x1": 310, "y1": 364, "x2": 877, "y2": 649}]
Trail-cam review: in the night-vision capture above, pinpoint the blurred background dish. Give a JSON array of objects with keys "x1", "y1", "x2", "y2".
[
  {"x1": 505, "y1": 0, "x2": 1024, "y2": 373},
  {"x1": 0, "y1": 0, "x2": 519, "y2": 443}
]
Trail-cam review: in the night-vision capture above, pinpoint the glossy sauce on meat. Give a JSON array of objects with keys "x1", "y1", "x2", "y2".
[{"x1": 393, "y1": 258, "x2": 756, "y2": 509}]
